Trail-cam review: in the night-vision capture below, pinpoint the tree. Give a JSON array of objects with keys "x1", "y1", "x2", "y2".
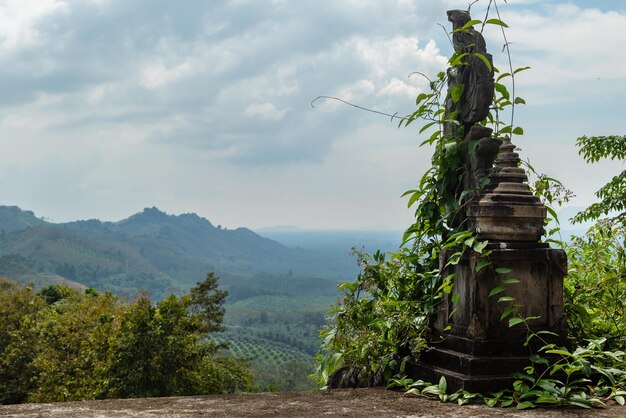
[
  {"x1": 29, "y1": 290, "x2": 122, "y2": 403},
  {"x1": 572, "y1": 135, "x2": 626, "y2": 226},
  {"x1": 188, "y1": 272, "x2": 228, "y2": 334},
  {"x1": 0, "y1": 279, "x2": 45, "y2": 404},
  {"x1": 565, "y1": 134, "x2": 626, "y2": 351},
  {"x1": 0, "y1": 273, "x2": 253, "y2": 404}
]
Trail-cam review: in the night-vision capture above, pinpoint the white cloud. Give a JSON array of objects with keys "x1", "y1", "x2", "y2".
[
  {"x1": 244, "y1": 102, "x2": 287, "y2": 121},
  {"x1": 0, "y1": 0, "x2": 67, "y2": 53},
  {"x1": 492, "y1": 4, "x2": 626, "y2": 103},
  {"x1": 0, "y1": 0, "x2": 623, "y2": 229},
  {"x1": 140, "y1": 61, "x2": 192, "y2": 90}
]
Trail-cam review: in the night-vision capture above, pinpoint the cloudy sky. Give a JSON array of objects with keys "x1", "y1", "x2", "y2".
[{"x1": 0, "y1": 0, "x2": 624, "y2": 229}]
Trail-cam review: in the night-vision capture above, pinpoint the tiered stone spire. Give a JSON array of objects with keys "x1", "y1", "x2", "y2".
[{"x1": 468, "y1": 136, "x2": 547, "y2": 243}]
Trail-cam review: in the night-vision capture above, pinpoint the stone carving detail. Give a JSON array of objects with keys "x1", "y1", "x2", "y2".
[
  {"x1": 446, "y1": 9, "x2": 494, "y2": 132},
  {"x1": 444, "y1": 10, "x2": 497, "y2": 223},
  {"x1": 462, "y1": 125, "x2": 500, "y2": 191}
]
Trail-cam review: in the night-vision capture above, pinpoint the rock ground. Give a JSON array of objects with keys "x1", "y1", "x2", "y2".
[{"x1": 1, "y1": 388, "x2": 626, "y2": 417}]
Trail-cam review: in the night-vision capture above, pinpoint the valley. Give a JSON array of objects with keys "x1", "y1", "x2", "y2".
[{"x1": 0, "y1": 205, "x2": 402, "y2": 391}]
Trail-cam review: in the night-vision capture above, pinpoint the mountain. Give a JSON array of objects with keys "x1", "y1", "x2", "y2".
[
  {"x1": 0, "y1": 206, "x2": 358, "y2": 299},
  {"x1": 0, "y1": 206, "x2": 47, "y2": 233}
]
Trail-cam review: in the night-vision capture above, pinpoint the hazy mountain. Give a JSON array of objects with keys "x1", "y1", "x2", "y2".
[
  {"x1": 0, "y1": 206, "x2": 47, "y2": 233},
  {"x1": 0, "y1": 206, "x2": 360, "y2": 299}
]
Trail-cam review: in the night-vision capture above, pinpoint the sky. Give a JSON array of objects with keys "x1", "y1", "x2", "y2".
[{"x1": 0, "y1": 0, "x2": 624, "y2": 230}]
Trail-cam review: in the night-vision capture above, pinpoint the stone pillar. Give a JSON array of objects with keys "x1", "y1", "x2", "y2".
[{"x1": 409, "y1": 137, "x2": 567, "y2": 393}]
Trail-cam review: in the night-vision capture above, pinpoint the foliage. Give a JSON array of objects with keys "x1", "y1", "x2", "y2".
[
  {"x1": 218, "y1": 292, "x2": 329, "y2": 391},
  {"x1": 0, "y1": 274, "x2": 253, "y2": 404},
  {"x1": 389, "y1": 336, "x2": 626, "y2": 409},
  {"x1": 316, "y1": 249, "x2": 434, "y2": 387},
  {"x1": 0, "y1": 206, "x2": 356, "y2": 301},
  {"x1": 188, "y1": 272, "x2": 228, "y2": 334},
  {"x1": 565, "y1": 215, "x2": 626, "y2": 352},
  {"x1": 0, "y1": 279, "x2": 46, "y2": 404},
  {"x1": 572, "y1": 135, "x2": 626, "y2": 226}
]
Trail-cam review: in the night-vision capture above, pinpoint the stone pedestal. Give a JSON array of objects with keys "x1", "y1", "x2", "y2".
[{"x1": 409, "y1": 137, "x2": 568, "y2": 392}]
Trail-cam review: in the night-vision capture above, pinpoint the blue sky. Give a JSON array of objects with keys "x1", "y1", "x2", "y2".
[{"x1": 0, "y1": 0, "x2": 624, "y2": 229}]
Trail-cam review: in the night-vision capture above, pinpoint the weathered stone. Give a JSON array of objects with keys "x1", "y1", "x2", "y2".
[
  {"x1": 411, "y1": 10, "x2": 567, "y2": 393},
  {"x1": 469, "y1": 136, "x2": 547, "y2": 242}
]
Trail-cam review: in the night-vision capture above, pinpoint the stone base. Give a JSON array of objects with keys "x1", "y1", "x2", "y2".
[
  {"x1": 407, "y1": 347, "x2": 529, "y2": 393},
  {"x1": 409, "y1": 246, "x2": 567, "y2": 392}
]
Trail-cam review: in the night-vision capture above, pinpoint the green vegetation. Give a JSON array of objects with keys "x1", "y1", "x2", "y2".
[
  {"x1": 219, "y1": 293, "x2": 331, "y2": 391},
  {"x1": 0, "y1": 205, "x2": 378, "y2": 394},
  {"x1": 0, "y1": 206, "x2": 358, "y2": 300},
  {"x1": 565, "y1": 134, "x2": 626, "y2": 351},
  {"x1": 0, "y1": 274, "x2": 254, "y2": 404}
]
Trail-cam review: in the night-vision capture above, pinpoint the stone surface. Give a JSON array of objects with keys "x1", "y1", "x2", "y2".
[
  {"x1": 468, "y1": 136, "x2": 547, "y2": 242},
  {"x1": 1, "y1": 389, "x2": 624, "y2": 418}
]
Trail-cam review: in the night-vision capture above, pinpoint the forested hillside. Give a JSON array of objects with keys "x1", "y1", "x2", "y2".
[
  {"x1": 0, "y1": 205, "x2": 403, "y2": 391},
  {"x1": 0, "y1": 206, "x2": 358, "y2": 300}
]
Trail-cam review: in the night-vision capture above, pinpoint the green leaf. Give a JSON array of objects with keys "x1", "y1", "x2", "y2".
[
  {"x1": 514, "y1": 97, "x2": 526, "y2": 105},
  {"x1": 448, "y1": 52, "x2": 469, "y2": 66},
  {"x1": 476, "y1": 259, "x2": 490, "y2": 272},
  {"x1": 494, "y1": 82, "x2": 510, "y2": 100},
  {"x1": 407, "y1": 191, "x2": 423, "y2": 208},
  {"x1": 566, "y1": 399, "x2": 592, "y2": 409},
  {"x1": 338, "y1": 281, "x2": 358, "y2": 293},
  {"x1": 438, "y1": 376, "x2": 447, "y2": 393},
  {"x1": 512, "y1": 127, "x2": 524, "y2": 135},
  {"x1": 497, "y1": 72, "x2": 511, "y2": 82},
  {"x1": 488, "y1": 286, "x2": 505, "y2": 297},
  {"x1": 452, "y1": 19, "x2": 483, "y2": 32},
  {"x1": 500, "y1": 306, "x2": 515, "y2": 321},
  {"x1": 516, "y1": 401, "x2": 535, "y2": 410},
  {"x1": 419, "y1": 121, "x2": 439, "y2": 134},
  {"x1": 536, "y1": 330, "x2": 559, "y2": 337},
  {"x1": 545, "y1": 349, "x2": 573, "y2": 357},
  {"x1": 529, "y1": 354, "x2": 549, "y2": 365},
  {"x1": 495, "y1": 267, "x2": 512, "y2": 274},
  {"x1": 498, "y1": 296, "x2": 515, "y2": 303},
  {"x1": 501, "y1": 278, "x2": 520, "y2": 284},
  {"x1": 484, "y1": 397, "x2": 498, "y2": 407},
  {"x1": 485, "y1": 18, "x2": 509, "y2": 28},
  {"x1": 450, "y1": 84, "x2": 464, "y2": 103},
  {"x1": 415, "y1": 93, "x2": 429, "y2": 105},
  {"x1": 513, "y1": 66, "x2": 531, "y2": 74},
  {"x1": 451, "y1": 293, "x2": 460, "y2": 305},
  {"x1": 500, "y1": 399, "x2": 515, "y2": 407},
  {"x1": 473, "y1": 52, "x2": 492, "y2": 72},
  {"x1": 422, "y1": 384, "x2": 442, "y2": 396},
  {"x1": 473, "y1": 240, "x2": 489, "y2": 253},
  {"x1": 546, "y1": 206, "x2": 559, "y2": 224},
  {"x1": 615, "y1": 395, "x2": 625, "y2": 405},
  {"x1": 509, "y1": 317, "x2": 524, "y2": 327},
  {"x1": 535, "y1": 394, "x2": 558, "y2": 404},
  {"x1": 463, "y1": 237, "x2": 476, "y2": 248}
]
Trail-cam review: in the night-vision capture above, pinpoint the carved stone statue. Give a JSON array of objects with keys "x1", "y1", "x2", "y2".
[
  {"x1": 446, "y1": 9, "x2": 494, "y2": 132},
  {"x1": 444, "y1": 10, "x2": 499, "y2": 225}
]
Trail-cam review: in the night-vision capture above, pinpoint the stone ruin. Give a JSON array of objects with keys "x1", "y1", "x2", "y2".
[
  {"x1": 326, "y1": 9, "x2": 567, "y2": 393},
  {"x1": 409, "y1": 9, "x2": 567, "y2": 392}
]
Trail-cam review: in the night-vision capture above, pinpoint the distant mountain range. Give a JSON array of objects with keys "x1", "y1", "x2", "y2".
[{"x1": 0, "y1": 205, "x2": 366, "y2": 300}]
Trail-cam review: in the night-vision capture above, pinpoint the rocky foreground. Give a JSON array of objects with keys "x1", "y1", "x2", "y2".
[{"x1": 2, "y1": 388, "x2": 626, "y2": 417}]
